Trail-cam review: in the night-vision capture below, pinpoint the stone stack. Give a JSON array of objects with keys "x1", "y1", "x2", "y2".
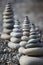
[
  {"x1": 19, "y1": 16, "x2": 30, "y2": 47},
  {"x1": 19, "y1": 24, "x2": 43, "y2": 65},
  {"x1": 21, "y1": 16, "x2": 30, "y2": 41},
  {"x1": 1, "y1": 3, "x2": 14, "y2": 40},
  {"x1": 35, "y1": 26, "x2": 41, "y2": 39},
  {"x1": 8, "y1": 20, "x2": 23, "y2": 49}
]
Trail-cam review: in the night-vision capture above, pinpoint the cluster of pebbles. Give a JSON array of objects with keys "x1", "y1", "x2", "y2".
[
  {"x1": 1, "y1": 3, "x2": 14, "y2": 40},
  {"x1": 18, "y1": 24, "x2": 43, "y2": 65}
]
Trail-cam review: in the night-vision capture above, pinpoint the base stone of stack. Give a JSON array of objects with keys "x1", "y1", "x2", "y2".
[{"x1": 19, "y1": 56, "x2": 43, "y2": 65}]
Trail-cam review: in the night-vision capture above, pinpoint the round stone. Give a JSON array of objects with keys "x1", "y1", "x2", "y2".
[
  {"x1": 23, "y1": 29, "x2": 29, "y2": 32},
  {"x1": 18, "y1": 47, "x2": 25, "y2": 54},
  {"x1": 5, "y1": 4, "x2": 11, "y2": 8},
  {"x1": 19, "y1": 47, "x2": 43, "y2": 56},
  {"x1": 3, "y1": 19, "x2": 13, "y2": 23},
  {"x1": 23, "y1": 32, "x2": 29, "y2": 36},
  {"x1": 3, "y1": 15, "x2": 13, "y2": 19},
  {"x1": 19, "y1": 56, "x2": 43, "y2": 65},
  {"x1": 29, "y1": 35, "x2": 40, "y2": 39},
  {"x1": 21, "y1": 36, "x2": 29, "y2": 41},
  {"x1": 3, "y1": 11, "x2": 13, "y2": 15},
  {"x1": 14, "y1": 25, "x2": 20, "y2": 28},
  {"x1": 10, "y1": 32, "x2": 22, "y2": 38},
  {"x1": 25, "y1": 43, "x2": 43, "y2": 48},
  {"x1": 19, "y1": 41, "x2": 27, "y2": 47},
  {"x1": 10, "y1": 37, "x2": 21, "y2": 43},
  {"x1": 23, "y1": 24, "x2": 30, "y2": 29},
  {"x1": 35, "y1": 27, "x2": 39, "y2": 31},
  {"x1": 30, "y1": 32, "x2": 36, "y2": 35},
  {"x1": 1, "y1": 34, "x2": 10, "y2": 40},
  {"x1": 4, "y1": 8, "x2": 12, "y2": 12},
  {"x1": 3, "y1": 28, "x2": 12, "y2": 33},
  {"x1": 13, "y1": 28, "x2": 22, "y2": 32},
  {"x1": 8, "y1": 42, "x2": 20, "y2": 49},
  {"x1": 28, "y1": 38, "x2": 40, "y2": 43},
  {"x1": 3, "y1": 22, "x2": 13, "y2": 28}
]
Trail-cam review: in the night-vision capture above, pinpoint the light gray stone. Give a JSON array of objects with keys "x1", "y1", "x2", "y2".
[
  {"x1": 19, "y1": 41, "x2": 27, "y2": 47},
  {"x1": 1, "y1": 34, "x2": 10, "y2": 40},
  {"x1": 19, "y1": 47, "x2": 43, "y2": 56},
  {"x1": 10, "y1": 37, "x2": 21, "y2": 43},
  {"x1": 19, "y1": 56, "x2": 43, "y2": 65},
  {"x1": 8, "y1": 42, "x2": 20, "y2": 49}
]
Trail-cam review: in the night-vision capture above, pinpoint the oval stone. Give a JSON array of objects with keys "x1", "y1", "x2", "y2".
[
  {"x1": 19, "y1": 56, "x2": 43, "y2": 65},
  {"x1": 8, "y1": 42, "x2": 20, "y2": 49},
  {"x1": 1, "y1": 34, "x2": 10, "y2": 40},
  {"x1": 10, "y1": 37, "x2": 21, "y2": 43}
]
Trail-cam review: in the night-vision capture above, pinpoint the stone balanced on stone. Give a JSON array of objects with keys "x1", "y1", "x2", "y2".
[
  {"x1": 1, "y1": 3, "x2": 14, "y2": 40},
  {"x1": 21, "y1": 16, "x2": 30, "y2": 41},
  {"x1": 8, "y1": 20, "x2": 23, "y2": 49},
  {"x1": 19, "y1": 16, "x2": 30, "y2": 47},
  {"x1": 19, "y1": 24, "x2": 43, "y2": 65}
]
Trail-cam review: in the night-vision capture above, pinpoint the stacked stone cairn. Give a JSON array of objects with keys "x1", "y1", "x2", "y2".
[
  {"x1": 19, "y1": 16, "x2": 30, "y2": 47},
  {"x1": 19, "y1": 24, "x2": 43, "y2": 65},
  {"x1": 35, "y1": 26, "x2": 41, "y2": 39},
  {"x1": 1, "y1": 3, "x2": 14, "y2": 40},
  {"x1": 8, "y1": 20, "x2": 23, "y2": 50}
]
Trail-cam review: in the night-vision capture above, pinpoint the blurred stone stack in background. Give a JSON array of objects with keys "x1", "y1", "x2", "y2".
[
  {"x1": 8, "y1": 20, "x2": 23, "y2": 50},
  {"x1": 35, "y1": 26, "x2": 41, "y2": 39},
  {"x1": 1, "y1": 3, "x2": 14, "y2": 40},
  {"x1": 19, "y1": 24, "x2": 43, "y2": 65},
  {"x1": 26, "y1": 24, "x2": 41, "y2": 48}
]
